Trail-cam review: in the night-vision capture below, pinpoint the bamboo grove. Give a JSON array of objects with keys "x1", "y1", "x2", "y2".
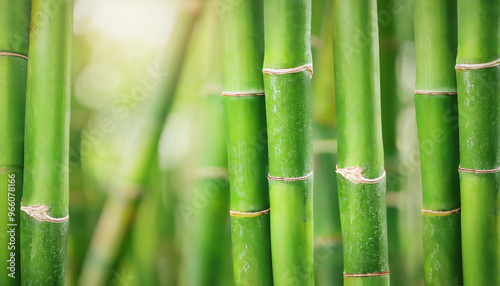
[{"x1": 0, "y1": 0, "x2": 498, "y2": 285}]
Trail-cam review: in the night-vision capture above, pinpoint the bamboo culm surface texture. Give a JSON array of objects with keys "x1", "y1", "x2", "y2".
[
  {"x1": 414, "y1": 0, "x2": 463, "y2": 285},
  {"x1": 263, "y1": 0, "x2": 314, "y2": 285},
  {"x1": 456, "y1": 1, "x2": 500, "y2": 285},
  {"x1": 21, "y1": 0, "x2": 72, "y2": 285},
  {"x1": 333, "y1": 1, "x2": 390, "y2": 285},
  {"x1": 219, "y1": 0, "x2": 273, "y2": 285},
  {"x1": 0, "y1": 1, "x2": 30, "y2": 285}
]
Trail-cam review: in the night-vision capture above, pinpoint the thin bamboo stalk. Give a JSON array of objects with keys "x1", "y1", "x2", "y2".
[
  {"x1": 0, "y1": 1, "x2": 30, "y2": 285},
  {"x1": 20, "y1": 0, "x2": 72, "y2": 284},
  {"x1": 333, "y1": 1, "x2": 389, "y2": 285},
  {"x1": 263, "y1": 0, "x2": 314, "y2": 285},
  {"x1": 378, "y1": 0, "x2": 405, "y2": 283},
  {"x1": 414, "y1": 1, "x2": 462, "y2": 285},
  {"x1": 77, "y1": 2, "x2": 204, "y2": 285},
  {"x1": 219, "y1": 1, "x2": 273, "y2": 285},
  {"x1": 310, "y1": 1, "x2": 343, "y2": 284},
  {"x1": 456, "y1": 1, "x2": 500, "y2": 285}
]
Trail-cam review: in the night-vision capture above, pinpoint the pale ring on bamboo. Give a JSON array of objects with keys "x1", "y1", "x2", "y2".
[
  {"x1": 458, "y1": 165, "x2": 500, "y2": 174},
  {"x1": 20, "y1": 203, "x2": 69, "y2": 223},
  {"x1": 336, "y1": 165, "x2": 386, "y2": 184},
  {"x1": 455, "y1": 58, "x2": 500, "y2": 70},
  {"x1": 421, "y1": 207, "x2": 461, "y2": 217},
  {"x1": 0, "y1": 51, "x2": 28, "y2": 60},
  {"x1": 263, "y1": 63, "x2": 313, "y2": 78},
  {"x1": 343, "y1": 271, "x2": 390, "y2": 277},
  {"x1": 267, "y1": 170, "x2": 313, "y2": 181},
  {"x1": 230, "y1": 208, "x2": 270, "y2": 218},
  {"x1": 413, "y1": 90, "x2": 457, "y2": 95},
  {"x1": 221, "y1": 91, "x2": 265, "y2": 97}
]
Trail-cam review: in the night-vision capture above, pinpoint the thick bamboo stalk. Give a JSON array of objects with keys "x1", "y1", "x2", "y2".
[
  {"x1": 263, "y1": 1, "x2": 314, "y2": 285},
  {"x1": 333, "y1": 1, "x2": 389, "y2": 285},
  {"x1": 219, "y1": 1, "x2": 273, "y2": 285},
  {"x1": 456, "y1": 1, "x2": 500, "y2": 285},
  {"x1": 0, "y1": 1, "x2": 30, "y2": 285},
  {"x1": 20, "y1": 0, "x2": 72, "y2": 284},
  {"x1": 414, "y1": 1, "x2": 462, "y2": 285},
  {"x1": 77, "y1": 2, "x2": 204, "y2": 285}
]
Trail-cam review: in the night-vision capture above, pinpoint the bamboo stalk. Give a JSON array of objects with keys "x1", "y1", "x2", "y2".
[
  {"x1": 0, "y1": 1, "x2": 30, "y2": 285},
  {"x1": 263, "y1": 1, "x2": 314, "y2": 285},
  {"x1": 20, "y1": 0, "x2": 72, "y2": 284},
  {"x1": 77, "y1": 2, "x2": 204, "y2": 285},
  {"x1": 333, "y1": 1, "x2": 389, "y2": 285},
  {"x1": 456, "y1": 1, "x2": 500, "y2": 285},
  {"x1": 218, "y1": 1, "x2": 273, "y2": 285},
  {"x1": 414, "y1": 1, "x2": 462, "y2": 285}
]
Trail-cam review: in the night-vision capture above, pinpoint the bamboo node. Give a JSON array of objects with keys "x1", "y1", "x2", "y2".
[
  {"x1": 221, "y1": 92, "x2": 265, "y2": 97},
  {"x1": 263, "y1": 63, "x2": 313, "y2": 78},
  {"x1": 268, "y1": 170, "x2": 313, "y2": 181},
  {"x1": 0, "y1": 51, "x2": 28, "y2": 60},
  {"x1": 230, "y1": 208, "x2": 270, "y2": 218},
  {"x1": 336, "y1": 165, "x2": 385, "y2": 184},
  {"x1": 455, "y1": 58, "x2": 500, "y2": 70},
  {"x1": 421, "y1": 207, "x2": 461, "y2": 216},
  {"x1": 413, "y1": 90, "x2": 457, "y2": 95},
  {"x1": 458, "y1": 165, "x2": 500, "y2": 174},
  {"x1": 20, "y1": 203, "x2": 69, "y2": 223},
  {"x1": 344, "y1": 271, "x2": 390, "y2": 277}
]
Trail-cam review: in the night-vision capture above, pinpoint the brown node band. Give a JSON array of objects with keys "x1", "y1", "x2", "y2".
[
  {"x1": 263, "y1": 63, "x2": 313, "y2": 78},
  {"x1": 421, "y1": 207, "x2": 461, "y2": 217},
  {"x1": 221, "y1": 92, "x2": 265, "y2": 97},
  {"x1": 455, "y1": 58, "x2": 500, "y2": 70},
  {"x1": 414, "y1": 90, "x2": 457, "y2": 95},
  {"x1": 336, "y1": 165, "x2": 386, "y2": 184},
  {"x1": 0, "y1": 166, "x2": 22, "y2": 173},
  {"x1": 459, "y1": 165, "x2": 500, "y2": 174},
  {"x1": 344, "y1": 271, "x2": 390, "y2": 277},
  {"x1": 0, "y1": 51, "x2": 28, "y2": 60},
  {"x1": 230, "y1": 208, "x2": 270, "y2": 218},
  {"x1": 268, "y1": 170, "x2": 313, "y2": 181}
]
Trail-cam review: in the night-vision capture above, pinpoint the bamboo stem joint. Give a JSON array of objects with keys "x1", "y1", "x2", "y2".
[
  {"x1": 336, "y1": 165, "x2": 386, "y2": 184},
  {"x1": 0, "y1": 51, "x2": 28, "y2": 60},
  {"x1": 268, "y1": 170, "x2": 313, "y2": 181},
  {"x1": 263, "y1": 63, "x2": 314, "y2": 78},
  {"x1": 458, "y1": 165, "x2": 500, "y2": 174},
  {"x1": 455, "y1": 58, "x2": 500, "y2": 70},
  {"x1": 20, "y1": 203, "x2": 69, "y2": 223},
  {"x1": 229, "y1": 208, "x2": 270, "y2": 218}
]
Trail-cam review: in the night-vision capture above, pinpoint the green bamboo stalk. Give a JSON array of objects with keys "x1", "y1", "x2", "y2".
[
  {"x1": 456, "y1": 1, "x2": 500, "y2": 285},
  {"x1": 77, "y1": 2, "x2": 204, "y2": 285},
  {"x1": 20, "y1": 0, "x2": 72, "y2": 284},
  {"x1": 333, "y1": 1, "x2": 389, "y2": 285},
  {"x1": 310, "y1": 1, "x2": 343, "y2": 284},
  {"x1": 414, "y1": 1, "x2": 462, "y2": 285},
  {"x1": 0, "y1": 1, "x2": 30, "y2": 285},
  {"x1": 218, "y1": 1, "x2": 273, "y2": 285},
  {"x1": 377, "y1": 0, "x2": 405, "y2": 284},
  {"x1": 263, "y1": 1, "x2": 314, "y2": 285}
]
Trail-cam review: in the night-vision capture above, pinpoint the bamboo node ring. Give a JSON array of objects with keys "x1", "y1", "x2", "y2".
[
  {"x1": 0, "y1": 51, "x2": 28, "y2": 60},
  {"x1": 20, "y1": 203, "x2": 69, "y2": 223},
  {"x1": 458, "y1": 165, "x2": 500, "y2": 174},
  {"x1": 221, "y1": 92, "x2": 265, "y2": 97},
  {"x1": 421, "y1": 207, "x2": 461, "y2": 216},
  {"x1": 263, "y1": 63, "x2": 313, "y2": 78},
  {"x1": 230, "y1": 208, "x2": 270, "y2": 218},
  {"x1": 336, "y1": 165, "x2": 385, "y2": 184},
  {"x1": 268, "y1": 170, "x2": 313, "y2": 181},
  {"x1": 344, "y1": 271, "x2": 390, "y2": 277},
  {"x1": 455, "y1": 58, "x2": 500, "y2": 70},
  {"x1": 413, "y1": 90, "x2": 457, "y2": 95}
]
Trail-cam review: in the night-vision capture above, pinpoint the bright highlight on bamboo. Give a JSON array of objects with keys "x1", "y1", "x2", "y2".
[
  {"x1": 20, "y1": 0, "x2": 72, "y2": 284},
  {"x1": 456, "y1": 1, "x2": 500, "y2": 285},
  {"x1": 333, "y1": 1, "x2": 390, "y2": 285},
  {"x1": 414, "y1": 0, "x2": 463, "y2": 284},
  {"x1": 219, "y1": 0, "x2": 273, "y2": 285},
  {"x1": 0, "y1": 1, "x2": 30, "y2": 285},
  {"x1": 263, "y1": 0, "x2": 314, "y2": 285}
]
